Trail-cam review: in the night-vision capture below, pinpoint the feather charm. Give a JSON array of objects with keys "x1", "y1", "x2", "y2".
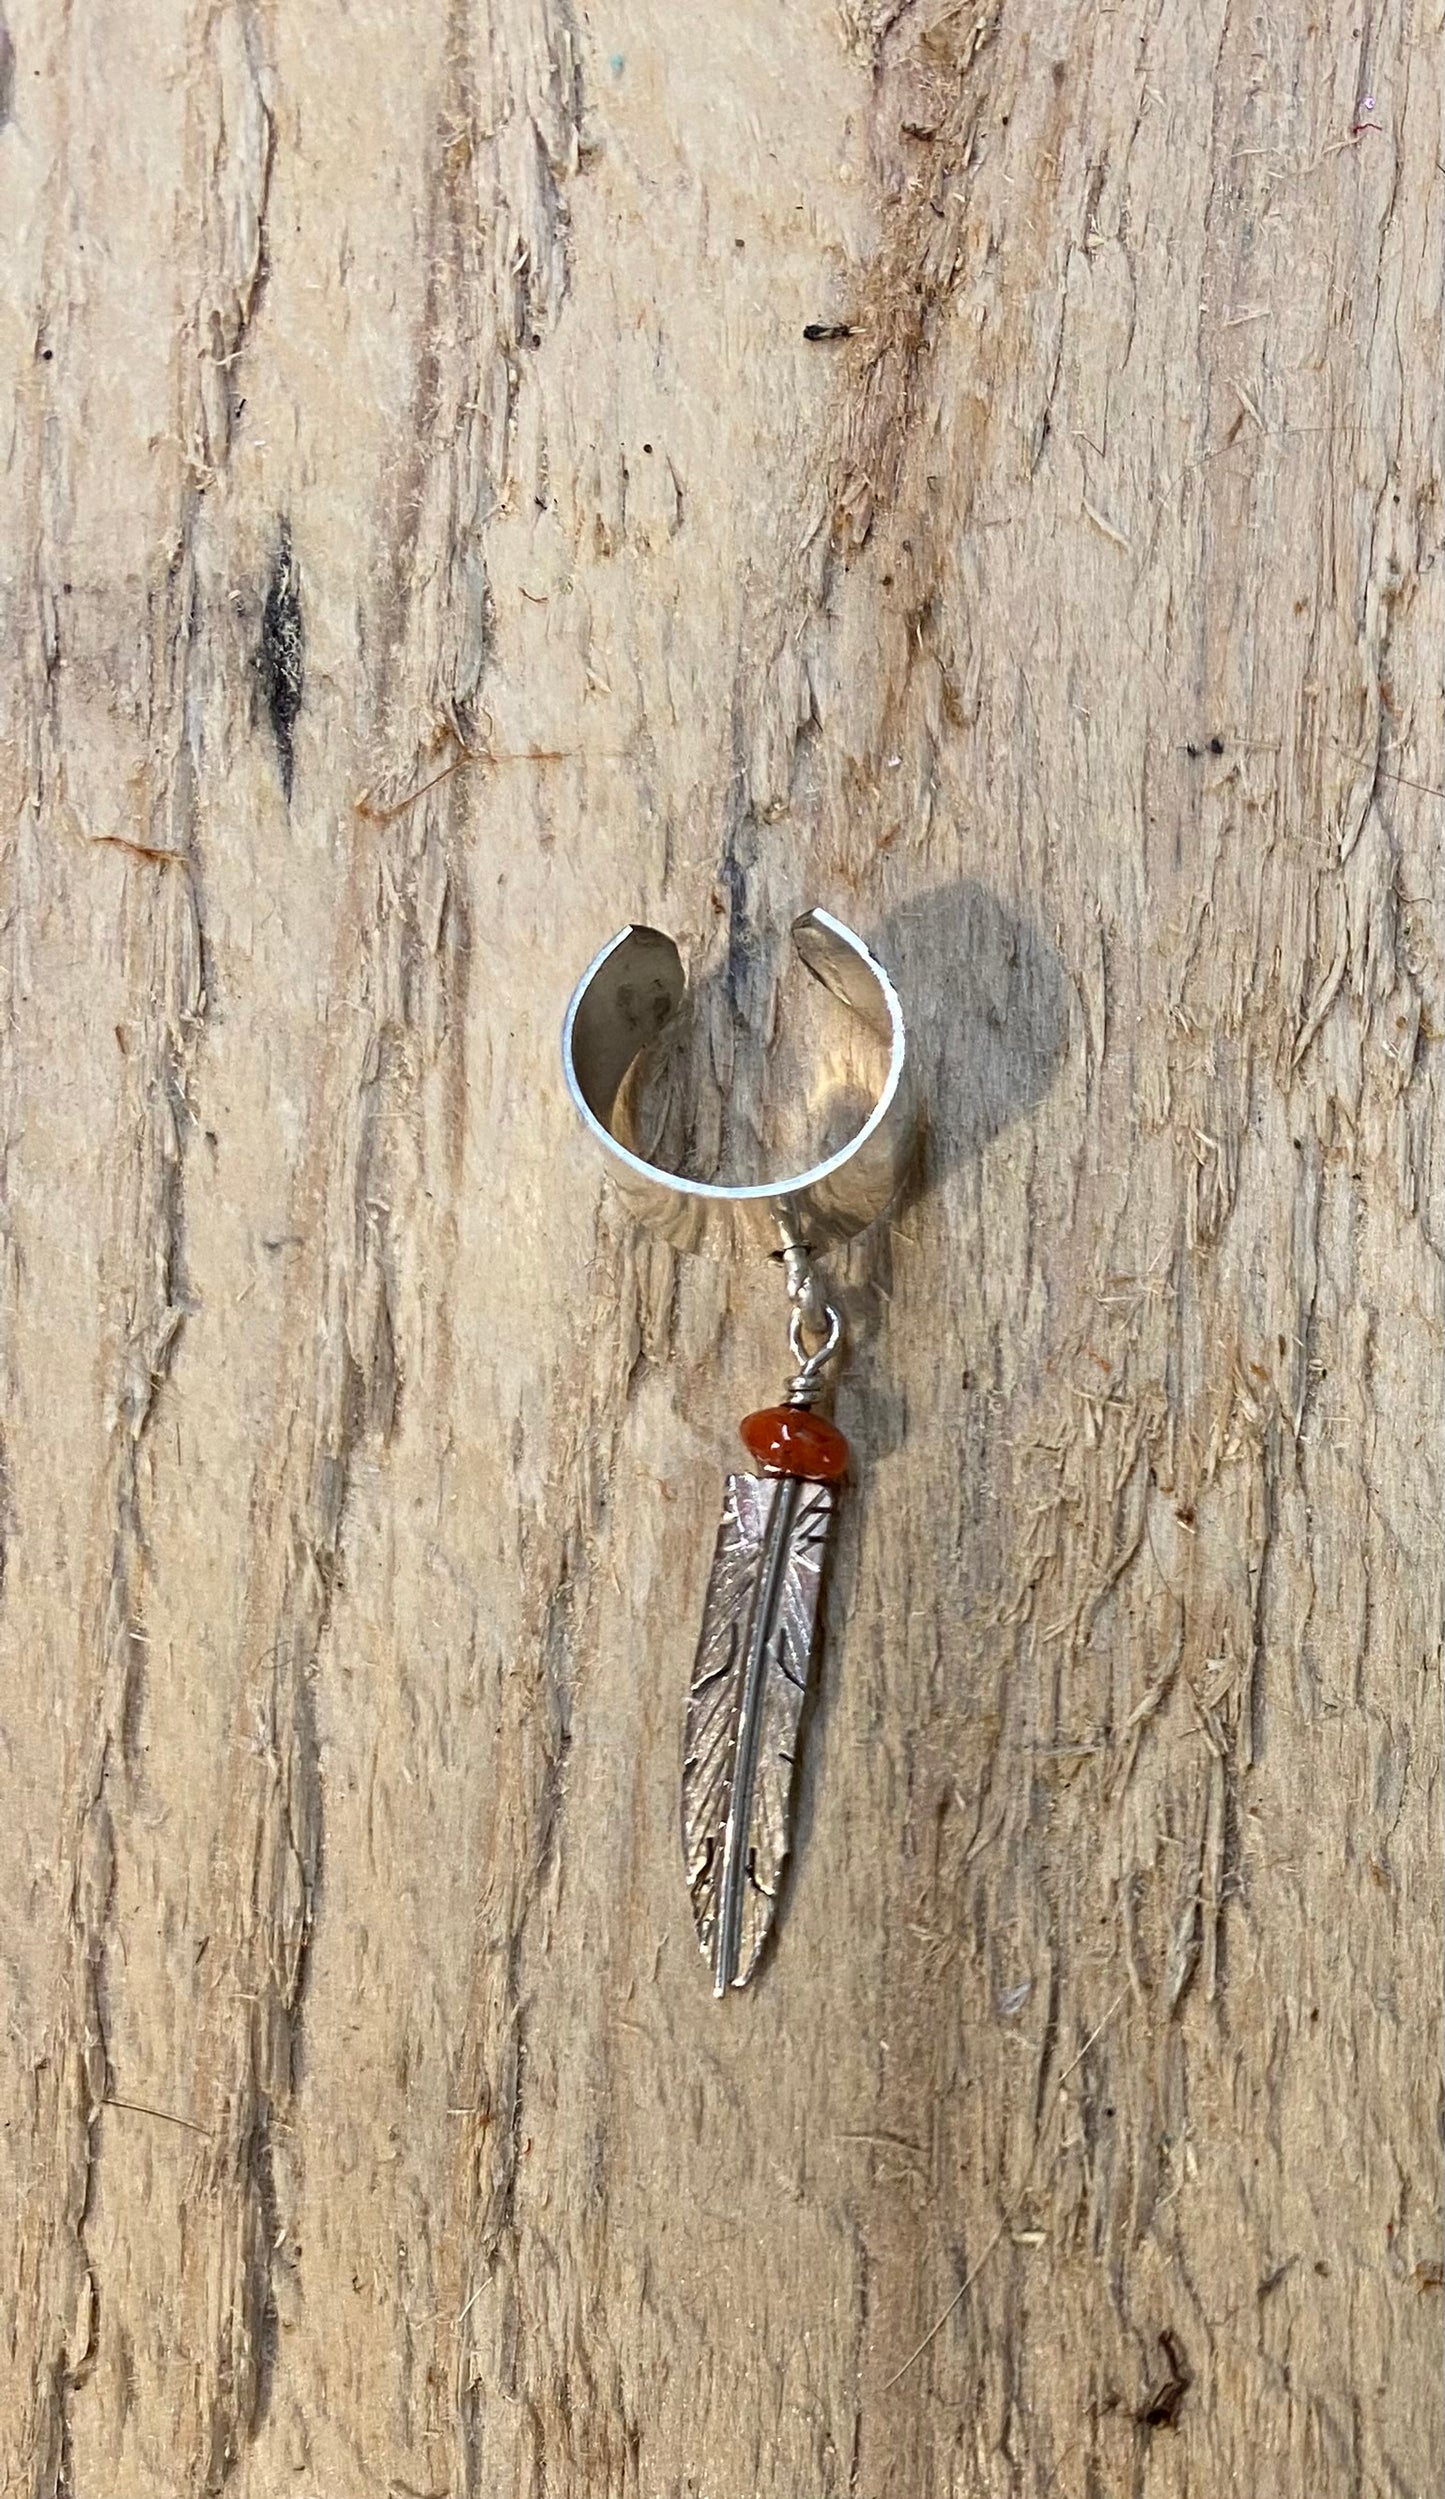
[{"x1": 682, "y1": 1469, "x2": 838, "y2": 1993}]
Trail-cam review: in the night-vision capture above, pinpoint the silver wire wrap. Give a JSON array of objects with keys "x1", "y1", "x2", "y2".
[
  {"x1": 779, "y1": 1236, "x2": 831, "y2": 1338},
  {"x1": 781, "y1": 1238, "x2": 844, "y2": 1408}
]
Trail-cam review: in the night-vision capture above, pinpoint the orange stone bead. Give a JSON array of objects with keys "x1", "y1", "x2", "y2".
[{"x1": 740, "y1": 1405, "x2": 850, "y2": 1482}]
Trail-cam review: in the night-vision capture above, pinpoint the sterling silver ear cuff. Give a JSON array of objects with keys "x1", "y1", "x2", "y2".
[{"x1": 563, "y1": 908, "x2": 915, "y2": 1993}]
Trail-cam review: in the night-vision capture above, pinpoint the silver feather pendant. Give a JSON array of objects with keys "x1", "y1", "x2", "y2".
[{"x1": 682, "y1": 1467, "x2": 838, "y2": 1993}]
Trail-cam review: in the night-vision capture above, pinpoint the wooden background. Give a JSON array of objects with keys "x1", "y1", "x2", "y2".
[{"x1": 1, "y1": 2, "x2": 1440, "y2": 2493}]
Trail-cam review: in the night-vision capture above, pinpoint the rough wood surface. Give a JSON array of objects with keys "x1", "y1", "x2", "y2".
[{"x1": 1, "y1": 3, "x2": 1440, "y2": 2494}]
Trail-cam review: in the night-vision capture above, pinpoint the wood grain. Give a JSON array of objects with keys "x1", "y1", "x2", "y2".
[{"x1": 0, "y1": 2, "x2": 1439, "y2": 2493}]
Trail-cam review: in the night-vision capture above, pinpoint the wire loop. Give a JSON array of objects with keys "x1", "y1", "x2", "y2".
[{"x1": 786, "y1": 1300, "x2": 844, "y2": 1405}]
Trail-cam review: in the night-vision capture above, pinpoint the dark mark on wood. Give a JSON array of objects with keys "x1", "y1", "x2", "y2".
[
  {"x1": 1136, "y1": 2329, "x2": 1192, "y2": 2428},
  {"x1": 259, "y1": 519, "x2": 304, "y2": 802},
  {"x1": 90, "y1": 833, "x2": 192, "y2": 868}
]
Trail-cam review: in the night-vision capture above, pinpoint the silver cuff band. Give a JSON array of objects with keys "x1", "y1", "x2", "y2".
[{"x1": 562, "y1": 907, "x2": 913, "y2": 1257}]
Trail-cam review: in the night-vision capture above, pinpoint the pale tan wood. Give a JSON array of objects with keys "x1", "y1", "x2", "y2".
[{"x1": 0, "y1": 3, "x2": 1439, "y2": 2494}]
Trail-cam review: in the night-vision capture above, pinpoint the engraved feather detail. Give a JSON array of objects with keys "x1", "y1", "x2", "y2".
[{"x1": 682, "y1": 1471, "x2": 837, "y2": 1993}]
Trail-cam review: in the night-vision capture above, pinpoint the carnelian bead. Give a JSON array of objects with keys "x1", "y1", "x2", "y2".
[{"x1": 740, "y1": 1405, "x2": 850, "y2": 1482}]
